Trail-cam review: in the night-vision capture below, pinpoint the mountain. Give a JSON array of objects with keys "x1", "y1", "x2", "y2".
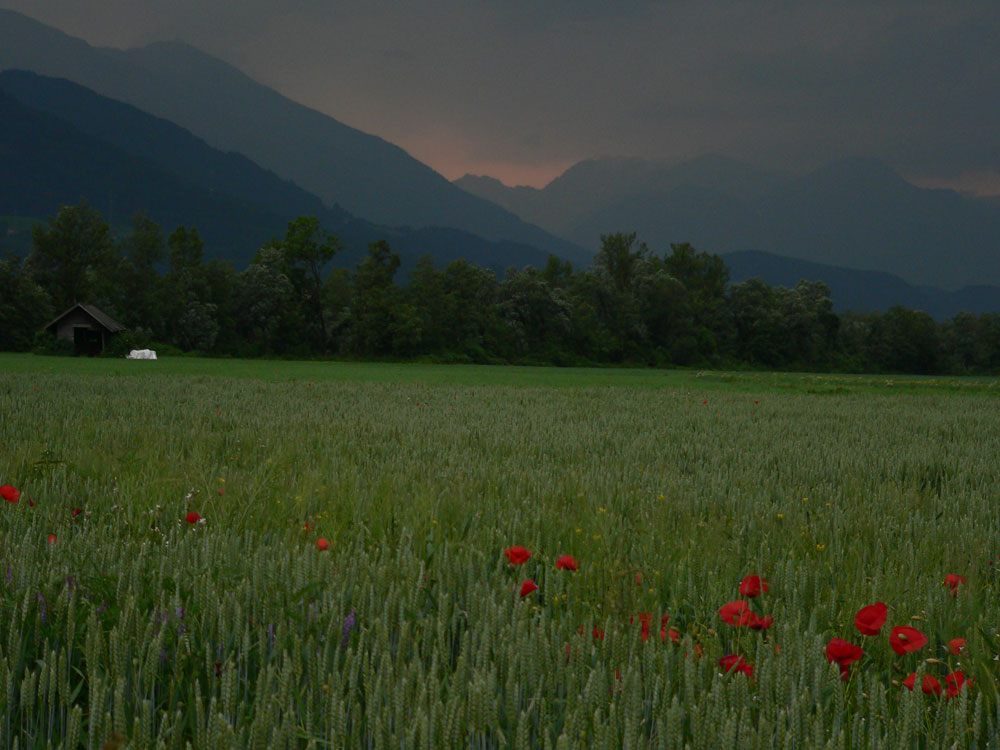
[
  {"x1": 456, "y1": 155, "x2": 1000, "y2": 289},
  {"x1": 724, "y1": 250, "x2": 1000, "y2": 320},
  {"x1": 0, "y1": 9, "x2": 588, "y2": 265},
  {"x1": 0, "y1": 72, "x2": 568, "y2": 275}
]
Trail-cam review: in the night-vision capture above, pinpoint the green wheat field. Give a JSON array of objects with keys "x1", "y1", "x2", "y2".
[{"x1": 2, "y1": 353, "x2": 1000, "y2": 749}]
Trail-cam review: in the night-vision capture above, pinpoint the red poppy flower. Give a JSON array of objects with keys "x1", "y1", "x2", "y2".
[
  {"x1": 577, "y1": 624, "x2": 604, "y2": 642},
  {"x1": 635, "y1": 572, "x2": 642, "y2": 585},
  {"x1": 632, "y1": 612, "x2": 653, "y2": 641},
  {"x1": 185, "y1": 511, "x2": 202, "y2": 524},
  {"x1": 666, "y1": 628, "x2": 680, "y2": 643},
  {"x1": 748, "y1": 613, "x2": 774, "y2": 631},
  {"x1": 658, "y1": 614, "x2": 672, "y2": 642},
  {"x1": 854, "y1": 602, "x2": 888, "y2": 636},
  {"x1": 943, "y1": 574, "x2": 966, "y2": 596},
  {"x1": 556, "y1": 555, "x2": 579, "y2": 571},
  {"x1": 719, "y1": 654, "x2": 754, "y2": 678},
  {"x1": 520, "y1": 579, "x2": 537, "y2": 598},
  {"x1": 217, "y1": 487, "x2": 225, "y2": 496},
  {"x1": 719, "y1": 600, "x2": 751, "y2": 626},
  {"x1": 739, "y1": 575, "x2": 769, "y2": 598},
  {"x1": 890, "y1": 626, "x2": 928, "y2": 655},
  {"x1": 944, "y1": 671, "x2": 968, "y2": 698},
  {"x1": 28, "y1": 499, "x2": 34, "y2": 507},
  {"x1": 71, "y1": 508, "x2": 82, "y2": 518},
  {"x1": 948, "y1": 638, "x2": 967, "y2": 656},
  {"x1": 47, "y1": 534, "x2": 57, "y2": 544},
  {"x1": 902, "y1": 672, "x2": 941, "y2": 694},
  {"x1": 922, "y1": 674, "x2": 942, "y2": 695},
  {"x1": 1, "y1": 485, "x2": 20, "y2": 503},
  {"x1": 316, "y1": 538, "x2": 329, "y2": 551},
  {"x1": 826, "y1": 638, "x2": 864, "y2": 680},
  {"x1": 505, "y1": 546, "x2": 531, "y2": 565}
]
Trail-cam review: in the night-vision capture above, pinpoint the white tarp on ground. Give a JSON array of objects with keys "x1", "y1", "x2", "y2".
[{"x1": 126, "y1": 349, "x2": 157, "y2": 360}]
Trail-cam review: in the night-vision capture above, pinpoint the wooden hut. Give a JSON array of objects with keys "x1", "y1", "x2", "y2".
[{"x1": 45, "y1": 303, "x2": 125, "y2": 355}]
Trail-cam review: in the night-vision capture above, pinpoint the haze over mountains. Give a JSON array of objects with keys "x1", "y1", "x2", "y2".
[
  {"x1": 0, "y1": 8, "x2": 585, "y2": 265},
  {"x1": 456, "y1": 155, "x2": 1000, "y2": 291},
  {"x1": 0, "y1": 71, "x2": 570, "y2": 275}
]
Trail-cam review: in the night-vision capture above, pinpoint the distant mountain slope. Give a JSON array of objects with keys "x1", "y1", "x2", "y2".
[
  {"x1": 0, "y1": 87, "x2": 297, "y2": 258},
  {"x1": 724, "y1": 250, "x2": 1000, "y2": 320},
  {"x1": 0, "y1": 75, "x2": 567, "y2": 275},
  {"x1": 456, "y1": 154, "x2": 1000, "y2": 289},
  {"x1": 0, "y1": 9, "x2": 588, "y2": 265},
  {"x1": 0, "y1": 70, "x2": 333, "y2": 222}
]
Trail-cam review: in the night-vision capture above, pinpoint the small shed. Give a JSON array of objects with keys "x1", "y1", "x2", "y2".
[{"x1": 45, "y1": 303, "x2": 125, "y2": 355}]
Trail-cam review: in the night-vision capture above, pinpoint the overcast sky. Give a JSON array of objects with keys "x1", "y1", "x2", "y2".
[{"x1": 5, "y1": 1, "x2": 999, "y2": 191}]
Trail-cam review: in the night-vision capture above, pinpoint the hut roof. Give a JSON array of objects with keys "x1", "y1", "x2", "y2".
[{"x1": 45, "y1": 303, "x2": 126, "y2": 333}]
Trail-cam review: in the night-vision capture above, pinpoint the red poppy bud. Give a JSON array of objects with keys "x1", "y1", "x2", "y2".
[
  {"x1": 185, "y1": 511, "x2": 201, "y2": 524},
  {"x1": 316, "y1": 538, "x2": 329, "y2": 551},
  {"x1": 71, "y1": 508, "x2": 82, "y2": 518},
  {"x1": 889, "y1": 626, "x2": 928, "y2": 655},
  {"x1": 948, "y1": 638, "x2": 967, "y2": 656},
  {"x1": 556, "y1": 555, "x2": 579, "y2": 571},
  {"x1": 505, "y1": 546, "x2": 531, "y2": 565},
  {"x1": 739, "y1": 575, "x2": 768, "y2": 597},
  {"x1": 1, "y1": 485, "x2": 20, "y2": 503},
  {"x1": 520, "y1": 579, "x2": 537, "y2": 597},
  {"x1": 854, "y1": 602, "x2": 888, "y2": 636}
]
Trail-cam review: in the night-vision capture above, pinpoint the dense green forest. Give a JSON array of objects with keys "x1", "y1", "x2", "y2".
[{"x1": 3, "y1": 201, "x2": 999, "y2": 374}]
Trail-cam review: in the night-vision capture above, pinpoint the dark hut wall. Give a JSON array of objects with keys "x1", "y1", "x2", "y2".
[{"x1": 52, "y1": 308, "x2": 108, "y2": 349}]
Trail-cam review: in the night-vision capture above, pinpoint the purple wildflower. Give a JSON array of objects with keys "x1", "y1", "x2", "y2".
[
  {"x1": 37, "y1": 592, "x2": 46, "y2": 623},
  {"x1": 342, "y1": 610, "x2": 356, "y2": 648}
]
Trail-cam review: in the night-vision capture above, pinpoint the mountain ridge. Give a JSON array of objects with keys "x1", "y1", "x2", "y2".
[
  {"x1": 723, "y1": 250, "x2": 1000, "y2": 320},
  {"x1": 455, "y1": 154, "x2": 1000, "y2": 289},
  {"x1": 0, "y1": 9, "x2": 589, "y2": 265},
  {"x1": 0, "y1": 71, "x2": 572, "y2": 276}
]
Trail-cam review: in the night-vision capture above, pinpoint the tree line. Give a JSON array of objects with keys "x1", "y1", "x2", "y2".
[{"x1": 2, "y1": 201, "x2": 999, "y2": 374}]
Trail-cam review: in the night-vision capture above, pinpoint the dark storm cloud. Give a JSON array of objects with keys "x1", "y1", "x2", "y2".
[{"x1": 4, "y1": 0, "x2": 998, "y2": 187}]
